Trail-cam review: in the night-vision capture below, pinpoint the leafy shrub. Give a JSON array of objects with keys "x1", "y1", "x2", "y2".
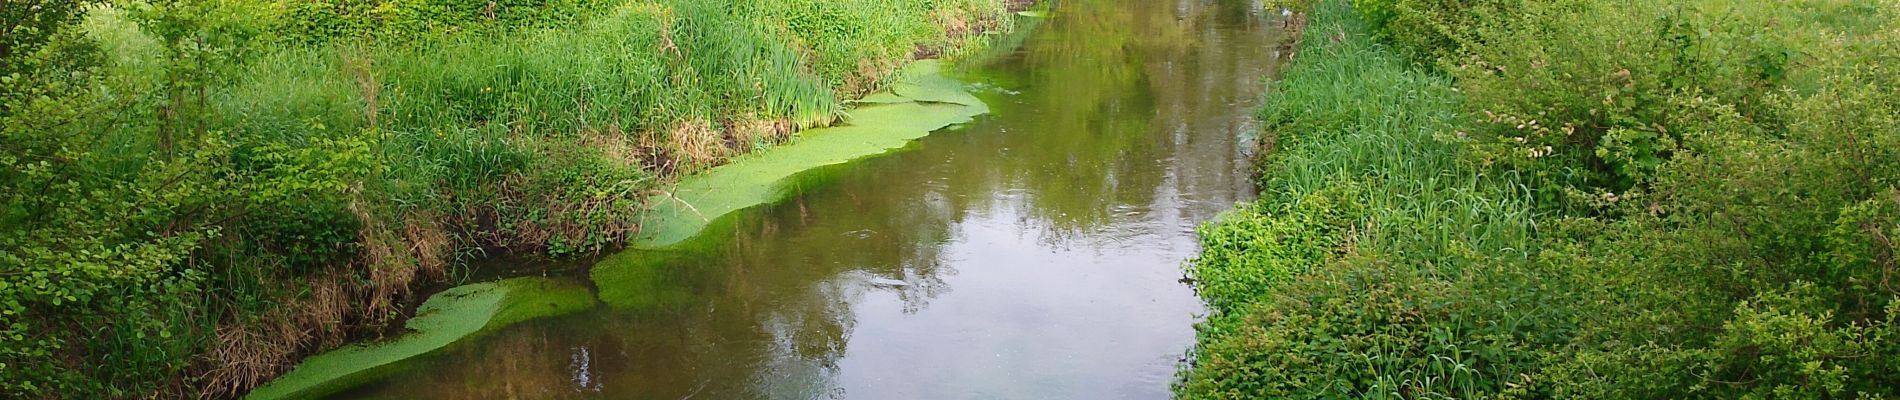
[
  {"x1": 1351, "y1": 0, "x2": 1517, "y2": 60},
  {"x1": 1184, "y1": 0, "x2": 1900, "y2": 398},
  {"x1": 1447, "y1": 0, "x2": 1802, "y2": 196},
  {"x1": 281, "y1": 0, "x2": 615, "y2": 43},
  {"x1": 1181, "y1": 1, "x2": 1547, "y2": 397}
]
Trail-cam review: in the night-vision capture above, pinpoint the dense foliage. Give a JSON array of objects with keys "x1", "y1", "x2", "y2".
[
  {"x1": 1, "y1": 0, "x2": 1012, "y2": 397},
  {"x1": 1181, "y1": 0, "x2": 1900, "y2": 398}
]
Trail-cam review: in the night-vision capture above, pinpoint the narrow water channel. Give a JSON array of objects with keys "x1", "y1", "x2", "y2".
[{"x1": 340, "y1": 0, "x2": 1285, "y2": 398}]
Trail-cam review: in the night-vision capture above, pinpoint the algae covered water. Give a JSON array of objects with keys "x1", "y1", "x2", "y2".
[{"x1": 331, "y1": 0, "x2": 1287, "y2": 398}]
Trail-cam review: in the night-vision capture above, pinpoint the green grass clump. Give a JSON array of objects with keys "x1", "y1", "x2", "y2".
[{"x1": 1181, "y1": 0, "x2": 1900, "y2": 398}]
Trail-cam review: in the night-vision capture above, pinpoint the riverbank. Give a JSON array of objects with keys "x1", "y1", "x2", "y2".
[
  {"x1": 1180, "y1": 0, "x2": 1899, "y2": 397},
  {"x1": 1, "y1": 1, "x2": 1029, "y2": 398},
  {"x1": 246, "y1": 58, "x2": 1002, "y2": 400},
  {"x1": 272, "y1": 0, "x2": 1286, "y2": 397}
]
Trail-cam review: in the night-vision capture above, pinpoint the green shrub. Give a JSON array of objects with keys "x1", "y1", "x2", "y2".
[
  {"x1": 1445, "y1": 0, "x2": 1805, "y2": 195},
  {"x1": 1350, "y1": 0, "x2": 1517, "y2": 61},
  {"x1": 280, "y1": 0, "x2": 615, "y2": 43},
  {"x1": 1541, "y1": 286, "x2": 1900, "y2": 399},
  {"x1": 1184, "y1": 0, "x2": 1900, "y2": 398},
  {"x1": 1181, "y1": 1, "x2": 1546, "y2": 397}
]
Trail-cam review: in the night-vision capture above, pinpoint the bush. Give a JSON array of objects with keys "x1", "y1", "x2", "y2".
[
  {"x1": 280, "y1": 0, "x2": 615, "y2": 43},
  {"x1": 1180, "y1": 1, "x2": 1547, "y2": 397},
  {"x1": 1352, "y1": 0, "x2": 1517, "y2": 60},
  {"x1": 1446, "y1": 0, "x2": 1800, "y2": 196},
  {"x1": 1183, "y1": 0, "x2": 1900, "y2": 398}
]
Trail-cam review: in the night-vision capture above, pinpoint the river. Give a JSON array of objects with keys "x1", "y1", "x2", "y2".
[{"x1": 336, "y1": 0, "x2": 1286, "y2": 398}]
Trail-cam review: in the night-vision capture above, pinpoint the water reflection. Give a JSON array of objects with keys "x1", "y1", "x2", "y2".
[{"x1": 341, "y1": 0, "x2": 1285, "y2": 398}]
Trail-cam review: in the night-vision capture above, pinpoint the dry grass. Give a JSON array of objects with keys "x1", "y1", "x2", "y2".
[
  {"x1": 198, "y1": 274, "x2": 350, "y2": 399},
  {"x1": 583, "y1": 125, "x2": 647, "y2": 167},
  {"x1": 196, "y1": 196, "x2": 455, "y2": 396},
  {"x1": 403, "y1": 218, "x2": 452, "y2": 280},
  {"x1": 667, "y1": 119, "x2": 726, "y2": 171},
  {"x1": 351, "y1": 194, "x2": 417, "y2": 325},
  {"x1": 840, "y1": 57, "x2": 900, "y2": 97},
  {"x1": 728, "y1": 115, "x2": 795, "y2": 150}
]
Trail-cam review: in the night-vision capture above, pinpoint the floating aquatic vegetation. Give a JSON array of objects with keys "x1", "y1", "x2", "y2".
[{"x1": 243, "y1": 278, "x2": 594, "y2": 400}]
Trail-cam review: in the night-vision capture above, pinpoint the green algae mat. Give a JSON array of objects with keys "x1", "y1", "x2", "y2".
[
  {"x1": 597, "y1": 59, "x2": 991, "y2": 308},
  {"x1": 244, "y1": 278, "x2": 594, "y2": 400},
  {"x1": 623, "y1": 59, "x2": 989, "y2": 250}
]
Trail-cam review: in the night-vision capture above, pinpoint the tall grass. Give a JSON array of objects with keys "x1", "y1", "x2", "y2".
[
  {"x1": 1178, "y1": 1, "x2": 1560, "y2": 397},
  {"x1": 1188, "y1": 0, "x2": 1535, "y2": 314},
  {"x1": 215, "y1": 0, "x2": 1006, "y2": 227}
]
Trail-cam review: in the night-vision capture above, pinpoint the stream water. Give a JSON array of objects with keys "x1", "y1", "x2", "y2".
[{"x1": 338, "y1": 0, "x2": 1285, "y2": 398}]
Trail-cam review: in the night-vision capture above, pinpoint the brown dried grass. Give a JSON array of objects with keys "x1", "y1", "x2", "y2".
[
  {"x1": 197, "y1": 274, "x2": 350, "y2": 399},
  {"x1": 582, "y1": 124, "x2": 647, "y2": 167},
  {"x1": 668, "y1": 119, "x2": 727, "y2": 171},
  {"x1": 196, "y1": 194, "x2": 454, "y2": 397},
  {"x1": 727, "y1": 114, "x2": 795, "y2": 150}
]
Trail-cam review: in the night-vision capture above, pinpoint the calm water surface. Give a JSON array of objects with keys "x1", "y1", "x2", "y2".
[{"x1": 341, "y1": 0, "x2": 1285, "y2": 398}]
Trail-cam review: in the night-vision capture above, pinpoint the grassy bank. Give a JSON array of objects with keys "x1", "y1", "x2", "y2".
[
  {"x1": 1181, "y1": 0, "x2": 1899, "y2": 398},
  {"x1": 239, "y1": 58, "x2": 1001, "y2": 400},
  {"x1": 1, "y1": 0, "x2": 1019, "y2": 397}
]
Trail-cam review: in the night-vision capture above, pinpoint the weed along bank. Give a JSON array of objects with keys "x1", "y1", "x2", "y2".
[{"x1": 1178, "y1": 0, "x2": 1900, "y2": 398}]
